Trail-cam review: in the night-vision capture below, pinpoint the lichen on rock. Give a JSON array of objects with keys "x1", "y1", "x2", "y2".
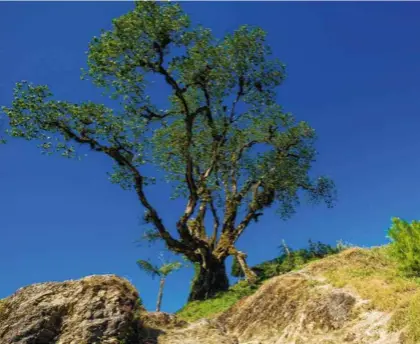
[{"x1": 0, "y1": 275, "x2": 141, "y2": 344}]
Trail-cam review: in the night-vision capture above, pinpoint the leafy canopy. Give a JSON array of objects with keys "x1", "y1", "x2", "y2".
[{"x1": 1, "y1": 2, "x2": 335, "y2": 261}]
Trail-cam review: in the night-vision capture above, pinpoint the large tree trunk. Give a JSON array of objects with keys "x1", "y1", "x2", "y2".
[
  {"x1": 188, "y1": 257, "x2": 229, "y2": 301},
  {"x1": 156, "y1": 277, "x2": 165, "y2": 312}
]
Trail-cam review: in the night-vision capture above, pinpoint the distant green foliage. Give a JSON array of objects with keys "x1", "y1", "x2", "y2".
[
  {"x1": 231, "y1": 256, "x2": 245, "y2": 279},
  {"x1": 254, "y1": 240, "x2": 343, "y2": 280},
  {"x1": 388, "y1": 217, "x2": 420, "y2": 276},
  {"x1": 137, "y1": 297, "x2": 144, "y2": 309}
]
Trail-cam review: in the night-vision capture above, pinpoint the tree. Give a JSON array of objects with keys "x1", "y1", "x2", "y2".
[
  {"x1": 1, "y1": 1, "x2": 335, "y2": 301},
  {"x1": 137, "y1": 255, "x2": 182, "y2": 312}
]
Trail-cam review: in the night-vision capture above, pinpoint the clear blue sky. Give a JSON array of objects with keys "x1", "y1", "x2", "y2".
[{"x1": 1, "y1": 2, "x2": 420, "y2": 313}]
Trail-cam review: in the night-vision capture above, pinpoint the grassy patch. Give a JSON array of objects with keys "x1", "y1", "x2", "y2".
[
  {"x1": 176, "y1": 280, "x2": 257, "y2": 322},
  {"x1": 0, "y1": 298, "x2": 10, "y2": 323},
  {"x1": 307, "y1": 246, "x2": 420, "y2": 343}
]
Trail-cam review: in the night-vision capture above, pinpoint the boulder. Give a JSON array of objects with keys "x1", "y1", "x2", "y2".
[{"x1": 0, "y1": 275, "x2": 140, "y2": 344}]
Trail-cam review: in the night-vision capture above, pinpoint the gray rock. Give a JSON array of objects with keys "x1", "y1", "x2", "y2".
[{"x1": 0, "y1": 275, "x2": 140, "y2": 344}]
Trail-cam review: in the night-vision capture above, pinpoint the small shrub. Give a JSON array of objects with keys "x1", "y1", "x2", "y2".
[{"x1": 387, "y1": 217, "x2": 420, "y2": 276}]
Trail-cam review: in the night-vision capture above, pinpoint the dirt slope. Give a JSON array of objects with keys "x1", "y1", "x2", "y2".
[
  {"x1": 148, "y1": 248, "x2": 407, "y2": 343},
  {"x1": 217, "y1": 272, "x2": 401, "y2": 344}
]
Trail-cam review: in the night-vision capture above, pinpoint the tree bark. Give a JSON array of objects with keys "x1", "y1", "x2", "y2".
[
  {"x1": 156, "y1": 277, "x2": 165, "y2": 312},
  {"x1": 188, "y1": 257, "x2": 229, "y2": 301},
  {"x1": 235, "y1": 251, "x2": 258, "y2": 284}
]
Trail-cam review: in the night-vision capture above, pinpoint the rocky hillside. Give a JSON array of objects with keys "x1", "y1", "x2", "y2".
[{"x1": 1, "y1": 248, "x2": 418, "y2": 343}]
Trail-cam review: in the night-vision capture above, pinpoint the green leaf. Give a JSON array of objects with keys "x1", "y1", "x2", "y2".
[{"x1": 136, "y1": 259, "x2": 160, "y2": 278}]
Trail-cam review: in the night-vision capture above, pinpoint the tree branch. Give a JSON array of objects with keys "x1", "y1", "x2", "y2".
[
  {"x1": 140, "y1": 106, "x2": 172, "y2": 120},
  {"x1": 222, "y1": 137, "x2": 305, "y2": 246},
  {"x1": 195, "y1": 200, "x2": 208, "y2": 239},
  {"x1": 149, "y1": 42, "x2": 203, "y2": 245},
  {"x1": 209, "y1": 198, "x2": 220, "y2": 249},
  {"x1": 231, "y1": 140, "x2": 258, "y2": 195},
  {"x1": 229, "y1": 75, "x2": 245, "y2": 123},
  {"x1": 233, "y1": 208, "x2": 263, "y2": 244},
  {"x1": 176, "y1": 113, "x2": 200, "y2": 243},
  {"x1": 51, "y1": 119, "x2": 196, "y2": 259}
]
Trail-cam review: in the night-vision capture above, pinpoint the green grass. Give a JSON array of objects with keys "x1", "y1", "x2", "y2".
[{"x1": 176, "y1": 280, "x2": 257, "y2": 322}]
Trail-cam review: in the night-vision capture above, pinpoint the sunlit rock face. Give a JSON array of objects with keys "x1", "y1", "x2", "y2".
[{"x1": 0, "y1": 275, "x2": 140, "y2": 344}]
